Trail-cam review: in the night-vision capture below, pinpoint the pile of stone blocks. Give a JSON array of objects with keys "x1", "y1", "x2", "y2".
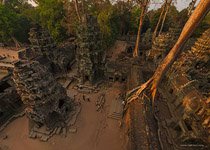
[
  {"x1": 13, "y1": 60, "x2": 73, "y2": 130},
  {"x1": 76, "y1": 15, "x2": 106, "y2": 84}
]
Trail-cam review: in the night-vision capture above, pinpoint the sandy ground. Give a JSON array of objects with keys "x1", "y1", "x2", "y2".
[{"x1": 0, "y1": 82, "x2": 126, "y2": 150}]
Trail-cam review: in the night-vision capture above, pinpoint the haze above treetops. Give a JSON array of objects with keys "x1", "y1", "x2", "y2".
[{"x1": 29, "y1": 0, "x2": 199, "y2": 11}]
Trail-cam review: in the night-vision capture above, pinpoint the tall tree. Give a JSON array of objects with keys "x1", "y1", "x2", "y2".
[
  {"x1": 36, "y1": 0, "x2": 67, "y2": 42},
  {"x1": 74, "y1": 0, "x2": 82, "y2": 22},
  {"x1": 128, "y1": 0, "x2": 210, "y2": 105},
  {"x1": 133, "y1": 0, "x2": 150, "y2": 58},
  {"x1": 0, "y1": 3, "x2": 30, "y2": 43},
  {"x1": 158, "y1": 0, "x2": 172, "y2": 35},
  {"x1": 152, "y1": 1, "x2": 166, "y2": 40}
]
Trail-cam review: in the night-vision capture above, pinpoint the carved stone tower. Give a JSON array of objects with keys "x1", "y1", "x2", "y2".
[
  {"x1": 13, "y1": 60, "x2": 72, "y2": 129},
  {"x1": 76, "y1": 15, "x2": 106, "y2": 84}
]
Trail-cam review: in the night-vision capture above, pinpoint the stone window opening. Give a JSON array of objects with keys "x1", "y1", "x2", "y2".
[
  {"x1": 169, "y1": 88, "x2": 174, "y2": 94},
  {"x1": 139, "y1": 52, "x2": 143, "y2": 56},
  {"x1": 0, "y1": 81, "x2": 11, "y2": 93},
  {"x1": 157, "y1": 55, "x2": 162, "y2": 60},
  {"x1": 127, "y1": 46, "x2": 133, "y2": 53},
  {"x1": 122, "y1": 77, "x2": 126, "y2": 82},
  {"x1": 58, "y1": 99, "x2": 65, "y2": 109},
  {"x1": 65, "y1": 107, "x2": 69, "y2": 113},
  {"x1": 109, "y1": 76, "x2": 114, "y2": 81},
  {"x1": 184, "y1": 120, "x2": 193, "y2": 131},
  {"x1": 0, "y1": 111, "x2": 4, "y2": 118},
  {"x1": 85, "y1": 75, "x2": 89, "y2": 81},
  {"x1": 115, "y1": 76, "x2": 120, "y2": 81}
]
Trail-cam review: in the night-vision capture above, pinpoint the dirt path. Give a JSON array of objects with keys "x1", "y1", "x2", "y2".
[{"x1": 0, "y1": 82, "x2": 126, "y2": 150}]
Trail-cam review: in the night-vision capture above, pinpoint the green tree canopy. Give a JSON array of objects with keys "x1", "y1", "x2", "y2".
[
  {"x1": 0, "y1": 4, "x2": 30, "y2": 43},
  {"x1": 35, "y1": 0, "x2": 67, "y2": 42}
]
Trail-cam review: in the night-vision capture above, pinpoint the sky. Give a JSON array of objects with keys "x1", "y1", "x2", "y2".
[
  {"x1": 29, "y1": 0, "x2": 200, "y2": 11},
  {"x1": 149, "y1": 0, "x2": 199, "y2": 11}
]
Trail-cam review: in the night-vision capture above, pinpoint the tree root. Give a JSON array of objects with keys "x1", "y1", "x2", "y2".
[{"x1": 127, "y1": 77, "x2": 154, "y2": 104}]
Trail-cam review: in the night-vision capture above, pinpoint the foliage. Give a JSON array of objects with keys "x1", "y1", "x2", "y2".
[
  {"x1": 148, "y1": 5, "x2": 179, "y2": 32},
  {"x1": 97, "y1": 4, "x2": 120, "y2": 48},
  {"x1": 35, "y1": 0, "x2": 67, "y2": 42},
  {"x1": 1, "y1": 0, "x2": 209, "y2": 45},
  {"x1": 0, "y1": 4, "x2": 30, "y2": 43},
  {"x1": 178, "y1": 8, "x2": 189, "y2": 28},
  {"x1": 193, "y1": 12, "x2": 210, "y2": 37}
]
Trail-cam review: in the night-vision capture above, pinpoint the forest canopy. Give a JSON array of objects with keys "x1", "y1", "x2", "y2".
[{"x1": 0, "y1": 0, "x2": 209, "y2": 44}]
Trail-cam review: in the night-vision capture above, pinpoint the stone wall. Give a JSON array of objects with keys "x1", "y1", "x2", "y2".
[
  {"x1": 0, "y1": 81, "x2": 22, "y2": 126},
  {"x1": 169, "y1": 28, "x2": 210, "y2": 98},
  {"x1": 155, "y1": 28, "x2": 210, "y2": 149},
  {"x1": 155, "y1": 73, "x2": 209, "y2": 149}
]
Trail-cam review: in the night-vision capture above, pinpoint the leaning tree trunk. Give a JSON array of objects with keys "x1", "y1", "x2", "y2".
[
  {"x1": 153, "y1": 1, "x2": 166, "y2": 40},
  {"x1": 128, "y1": 0, "x2": 210, "y2": 105},
  {"x1": 74, "y1": 0, "x2": 82, "y2": 22},
  {"x1": 133, "y1": 2, "x2": 148, "y2": 57},
  {"x1": 150, "y1": 0, "x2": 210, "y2": 99},
  {"x1": 158, "y1": 0, "x2": 172, "y2": 35}
]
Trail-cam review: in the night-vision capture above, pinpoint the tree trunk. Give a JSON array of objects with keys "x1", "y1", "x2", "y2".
[
  {"x1": 74, "y1": 0, "x2": 81, "y2": 22},
  {"x1": 152, "y1": 1, "x2": 166, "y2": 40},
  {"x1": 133, "y1": 3, "x2": 148, "y2": 57},
  {"x1": 150, "y1": 0, "x2": 210, "y2": 99},
  {"x1": 158, "y1": 0, "x2": 172, "y2": 35}
]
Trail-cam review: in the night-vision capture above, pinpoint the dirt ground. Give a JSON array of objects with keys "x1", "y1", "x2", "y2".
[{"x1": 0, "y1": 81, "x2": 126, "y2": 150}]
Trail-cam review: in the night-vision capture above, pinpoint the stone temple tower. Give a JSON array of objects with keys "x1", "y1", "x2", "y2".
[
  {"x1": 29, "y1": 24, "x2": 56, "y2": 60},
  {"x1": 76, "y1": 15, "x2": 106, "y2": 84},
  {"x1": 13, "y1": 60, "x2": 72, "y2": 129},
  {"x1": 29, "y1": 24, "x2": 73, "y2": 73}
]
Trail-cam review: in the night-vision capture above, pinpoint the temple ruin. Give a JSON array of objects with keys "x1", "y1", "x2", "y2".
[
  {"x1": 13, "y1": 60, "x2": 72, "y2": 128},
  {"x1": 29, "y1": 25, "x2": 76, "y2": 73},
  {"x1": 125, "y1": 27, "x2": 210, "y2": 149},
  {"x1": 146, "y1": 27, "x2": 181, "y2": 65},
  {"x1": 0, "y1": 1, "x2": 209, "y2": 149},
  {"x1": 76, "y1": 15, "x2": 106, "y2": 84}
]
